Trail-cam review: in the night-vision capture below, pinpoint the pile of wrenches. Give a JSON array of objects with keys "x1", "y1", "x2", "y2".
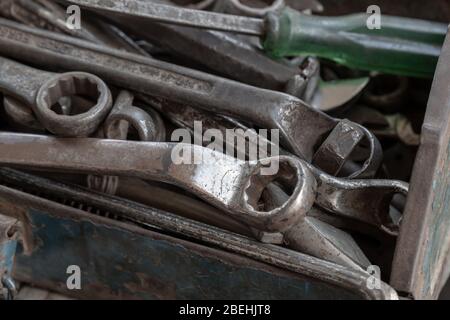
[{"x1": 1, "y1": 0, "x2": 432, "y2": 278}]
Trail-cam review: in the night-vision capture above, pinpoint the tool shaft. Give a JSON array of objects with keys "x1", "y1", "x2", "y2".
[{"x1": 67, "y1": 0, "x2": 265, "y2": 36}]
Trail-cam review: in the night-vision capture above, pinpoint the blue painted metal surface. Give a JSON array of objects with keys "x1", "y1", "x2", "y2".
[
  {"x1": 13, "y1": 209, "x2": 361, "y2": 300},
  {"x1": 0, "y1": 238, "x2": 17, "y2": 276}
]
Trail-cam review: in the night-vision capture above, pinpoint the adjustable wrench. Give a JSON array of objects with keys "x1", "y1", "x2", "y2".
[
  {"x1": 0, "y1": 57, "x2": 113, "y2": 137},
  {"x1": 0, "y1": 19, "x2": 382, "y2": 178}
]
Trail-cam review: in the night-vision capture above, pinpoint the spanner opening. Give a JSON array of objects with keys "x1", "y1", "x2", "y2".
[
  {"x1": 241, "y1": 157, "x2": 317, "y2": 231},
  {"x1": 35, "y1": 72, "x2": 113, "y2": 137}
]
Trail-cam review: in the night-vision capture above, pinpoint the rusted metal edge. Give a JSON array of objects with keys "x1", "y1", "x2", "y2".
[{"x1": 391, "y1": 26, "x2": 450, "y2": 299}]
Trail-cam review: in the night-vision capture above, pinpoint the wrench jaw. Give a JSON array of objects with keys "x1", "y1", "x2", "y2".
[
  {"x1": 35, "y1": 72, "x2": 113, "y2": 137},
  {"x1": 312, "y1": 169, "x2": 409, "y2": 236},
  {"x1": 240, "y1": 156, "x2": 317, "y2": 232}
]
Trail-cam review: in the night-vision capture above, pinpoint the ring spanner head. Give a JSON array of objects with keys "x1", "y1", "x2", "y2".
[
  {"x1": 239, "y1": 156, "x2": 317, "y2": 232},
  {"x1": 35, "y1": 72, "x2": 113, "y2": 137}
]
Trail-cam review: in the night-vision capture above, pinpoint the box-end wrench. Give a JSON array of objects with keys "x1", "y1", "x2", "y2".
[
  {"x1": 0, "y1": 57, "x2": 112, "y2": 137},
  {"x1": 0, "y1": 132, "x2": 317, "y2": 233},
  {"x1": 0, "y1": 19, "x2": 382, "y2": 178},
  {"x1": 0, "y1": 131, "x2": 405, "y2": 235}
]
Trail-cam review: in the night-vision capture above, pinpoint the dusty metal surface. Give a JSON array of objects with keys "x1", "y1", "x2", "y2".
[{"x1": 390, "y1": 29, "x2": 450, "y2": 300}]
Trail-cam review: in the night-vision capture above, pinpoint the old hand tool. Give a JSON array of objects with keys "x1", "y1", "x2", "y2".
[
  {"x1": 68, "y1": 0, "x2": 446, "y2": 77},
  {"x1": 0, "y1": 132, "x2": 317, "y2": 233},
  {"x1": 0, "y1": 19, "x2": 381, "y2": 178},
  {"x1": 0, "y1": 132, "x2": 405, "y2": 235},
  {"x1": 0, "y1": 57, "x2": 112, "y2": 137}
]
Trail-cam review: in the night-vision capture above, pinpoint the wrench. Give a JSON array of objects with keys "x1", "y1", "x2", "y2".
[
  {"x1": 0, "y1": 19, "x2": 382, "y2": 178},
  {"x1": 0, "y1": 132, "x2": 317, "y2": 232},
  {"x1": 0, "y1": 131, "x2": 405, "y2": 235},
  {"x1": 0, "y1": 57, "x2": 112, "y2": 137},
  {"x1": 141, "y1": 95, "x2": 400, "y2": 235},
  {"x1": 38, "y1": 162, "x2": 374, "y2": 270}
]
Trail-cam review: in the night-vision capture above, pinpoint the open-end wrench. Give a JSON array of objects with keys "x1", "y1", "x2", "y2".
[
  {"x1": 307, "y1": 166, "x2": 408, "y2": 236},
  {"x1": 0, "y1": 57, "x2": 113, "y2": 137},
  {"x1": 0, "y1": 132, "x2": 317, "y2": 233},
  {"x1": 0, "y1": 19, "x2": 382, "y2": 178}
]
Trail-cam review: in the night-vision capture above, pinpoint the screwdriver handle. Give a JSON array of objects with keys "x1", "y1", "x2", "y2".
[{"x1": 263, "y1": 8, "x2": 448, "y2": 78}]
